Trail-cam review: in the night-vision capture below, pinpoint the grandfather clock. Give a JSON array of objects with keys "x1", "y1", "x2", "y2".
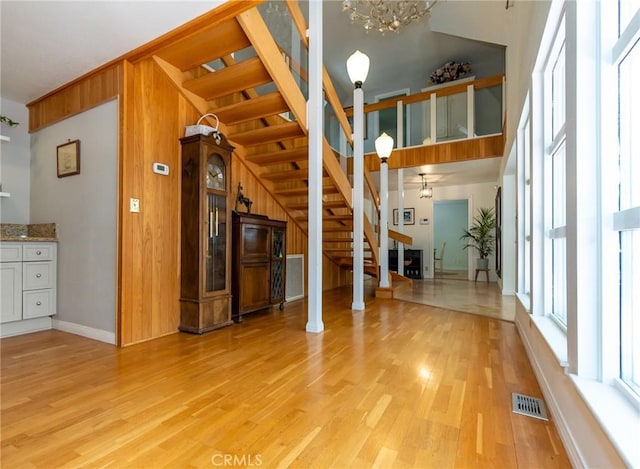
[{"x1": 179, "y1": 133, "x2": 234, "y2": 333}]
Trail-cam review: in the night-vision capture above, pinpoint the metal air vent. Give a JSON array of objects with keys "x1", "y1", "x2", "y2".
[{"x1": 512, "y1": 393, "x2": 548, "y2": 420}]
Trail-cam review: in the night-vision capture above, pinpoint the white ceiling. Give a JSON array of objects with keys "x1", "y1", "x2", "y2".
[
  {"x1": 1, "y1": 0, "x2": 507, "y2": 187},
  {"x1": 374, "y1": 157, "x2": 503, "y2": 191},
  {"x1": 0, "y1": 1, "x2": 223, "y2": 103}
]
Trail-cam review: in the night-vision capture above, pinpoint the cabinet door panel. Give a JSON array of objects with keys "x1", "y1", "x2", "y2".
[
  {"x1": 241, "y1": 225, "x2": 270, "y2": 260},
  {"x1": 1, "y1": 263, "x2": 22, "y2": 323},
  {"x1": 0, "y1": 244, "x2": 22, "y2": 262},
  {"x1": 239, "y1": 264, "x2": 270, "y2": 312}
]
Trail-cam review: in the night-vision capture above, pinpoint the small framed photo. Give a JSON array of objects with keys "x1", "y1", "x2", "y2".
[
  {"x1": 57, "y1": 140, "x2": 80, "y2": 178},
  {"x1": 393, "y1": 208, "x2": 415, "y2": 225}
]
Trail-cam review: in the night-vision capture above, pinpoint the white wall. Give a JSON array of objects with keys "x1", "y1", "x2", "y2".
[
  {"x1": 390, "y1": 180, "x2": 497, "y2": 280},
  {"x1": 0, "y1": 97, "x2": 30, "y2": 223},
  {"x1": 30, "y1": 100, "x2": 117, "y2": 339}
]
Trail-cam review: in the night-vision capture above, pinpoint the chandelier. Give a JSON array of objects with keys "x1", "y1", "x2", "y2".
[
  {"x1": 342, "y1": 0, "x2": 439, "y2": 33},
  {"x1": 419, "y1": 173, "x2": 433, "y2": 199}
]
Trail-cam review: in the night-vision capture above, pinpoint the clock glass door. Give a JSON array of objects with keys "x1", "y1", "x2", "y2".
[{"x1": 206, "y1": 153, "x2": 227, "y2": 293}]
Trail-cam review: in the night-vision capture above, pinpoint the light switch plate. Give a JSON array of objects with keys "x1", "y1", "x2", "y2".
[{"x1": 130, "y1": 198, "x2": 140, "y2": 213}]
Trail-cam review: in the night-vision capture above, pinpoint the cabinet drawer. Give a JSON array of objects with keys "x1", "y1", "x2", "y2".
[
  {"x1": 23, "y1": 290, "x2": 54, "y2": 319},
  {"x1": 23, "y1": 262, "x2": 54, "y2": 290},
  {"x1": 0, "y1": 244, "x2": 22, "y2": 262},
  {"x1": 23, "y1": 244, "x2": 55, "y2": 261}
]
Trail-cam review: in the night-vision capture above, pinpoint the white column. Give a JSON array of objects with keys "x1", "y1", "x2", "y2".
[
  {"x1": 396, "y1": 101, "x2": 405, "y2": 276},
  {"x1": 306, "y1": 0, "x2": 324, "y2": 333},
  {"x1": 379, "y1": 159, "x2": 389, "y2": 287},
  {"x1": 352, "y1": 83, "x2": 365, "y2": 310},
  {"x1": 397, "y1": 168, "x2": 404, "y2": 275}
]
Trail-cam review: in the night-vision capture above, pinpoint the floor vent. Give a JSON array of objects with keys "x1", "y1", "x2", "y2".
[{"x1": 511, "y1": 393, "x2": 548, "y2": 420}]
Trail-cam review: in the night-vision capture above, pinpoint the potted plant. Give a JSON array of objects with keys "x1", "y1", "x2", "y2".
[
  {"x1": 0, "y1": 116, "x2": 19, "y2": 127},
  {"x1": 460, "y1": 207, "x2": 496, "y2": 269}
]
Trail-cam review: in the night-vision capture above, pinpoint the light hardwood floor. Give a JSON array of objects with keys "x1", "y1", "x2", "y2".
[
  {"x1": 1, "y1": 287, "x2": 568, "y2": 468},
  {"x1": 394, "y1": 278, "x2": 516, "y2": 322}
]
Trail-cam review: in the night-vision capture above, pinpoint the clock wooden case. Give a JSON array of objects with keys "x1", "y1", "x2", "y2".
[{"x1": 178, "y1": 133, "x2": 234, "y2": 333}]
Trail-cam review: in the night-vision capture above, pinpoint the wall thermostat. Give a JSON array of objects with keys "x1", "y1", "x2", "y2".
[{"x1": 152, "y1": 162, "x2": 169, "y2": 176}]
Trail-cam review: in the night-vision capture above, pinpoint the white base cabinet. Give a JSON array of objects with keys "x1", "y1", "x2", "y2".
[{"x1": 0, "y1": 243, "x2": 57, "y2": 325}]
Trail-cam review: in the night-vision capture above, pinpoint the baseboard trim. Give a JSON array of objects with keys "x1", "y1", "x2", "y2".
[
  {"x1": 53, "y1": 319, "x2": 115, "y2": 345},
  {"x1": 0, "y1": 317, "x2": 52, "y2": 338},
  {"x1": 515, "y1": 312, "x2": 586, "y2": 468}
]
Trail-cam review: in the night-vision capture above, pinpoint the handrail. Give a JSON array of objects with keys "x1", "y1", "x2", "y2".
[
  {"x1": 389, "y1": 229, "x2": 413, "y2": 246},
  {"x1": 363, "y1": 166, "x2": 380, "y2": 210},
  {"x1": 344, "y1": 74, "x2": 505, "y2": 117}
]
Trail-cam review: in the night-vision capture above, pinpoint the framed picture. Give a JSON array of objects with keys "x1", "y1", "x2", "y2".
[
  {"x1": 393, "y1": 208, "x2": 415, "y2": 225},
  {"x1": 57, "y1": 140, "x2": 80, "y2": 178}
]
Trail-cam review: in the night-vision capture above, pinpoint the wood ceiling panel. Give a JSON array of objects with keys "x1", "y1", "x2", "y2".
[{"x1": 154, "y1": 19, "x2": 250, "y2": 71}]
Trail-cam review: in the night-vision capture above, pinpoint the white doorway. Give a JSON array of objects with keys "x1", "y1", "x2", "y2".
[{"x1": 433, "y1": 199, "x2": 469, "y2": 279}]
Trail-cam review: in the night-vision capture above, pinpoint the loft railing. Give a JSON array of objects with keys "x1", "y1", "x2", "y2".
[{"x1": 340, "y1": 74, "x2": 505, "y2": 155}]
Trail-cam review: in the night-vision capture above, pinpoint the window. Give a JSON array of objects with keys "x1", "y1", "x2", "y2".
[
  {"x1": 544, "y1": 17, "x2": 567, "y2": 327},
  {"x1": 517, "y1": 111, "x2": 531, "y2": 298},
  {"x1": 615, "y1": 5, "x2": 640, "y2": 396}
]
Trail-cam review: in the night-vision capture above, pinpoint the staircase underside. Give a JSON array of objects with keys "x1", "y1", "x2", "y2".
[{"x1": 151, "y1": 4, "x2": 501, "y2": 285}]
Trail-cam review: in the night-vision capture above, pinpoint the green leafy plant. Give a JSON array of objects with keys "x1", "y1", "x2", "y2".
[
  {"x1": 460, "y1": 207, "x2": 496, "y2": 259},
  {"x1": 1, "y1": 115, "x2": 20, "y2": 127}
]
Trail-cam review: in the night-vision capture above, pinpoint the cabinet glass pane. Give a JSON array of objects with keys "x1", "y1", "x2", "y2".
[{"x1": 206, "y1": 193, "x2": 227, "y2": 292}]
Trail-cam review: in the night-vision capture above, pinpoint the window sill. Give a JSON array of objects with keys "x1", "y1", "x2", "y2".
[
  {"x1": 516, "y1": 292, "x2": 530, "y2": 312},
  {"x1": 570, "y1": 375, "x2": 640, "y2": 468},
  {"x1": 530, "y1": 314, "x2": 568, "y2": 367}
]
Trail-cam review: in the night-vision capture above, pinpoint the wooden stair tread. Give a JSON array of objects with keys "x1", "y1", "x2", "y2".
[
  {"x1": 275, "y1": 185, "x2": 338, "y2": 197},
  {"x1": 213, "y1": 92, "x2": 289, "y2": 125},
  {"x1": 155, "y1": 19, "x2": 250, "y2": 72},
  {"x1": 288, "y1": 200, "x2": 347, "y2": 210},
  {"x1": 246, "y1": 146, "x2": 308, "y2": 165},
  {"x1": 262, "y1": 168, "x2": 317, "y2": 181},
  {"x1": 183, "y1": 57, "x2": 272, "y2": 100},
  {"x1": 230, "y1": 121, "x2": 304, "y2": 146}
]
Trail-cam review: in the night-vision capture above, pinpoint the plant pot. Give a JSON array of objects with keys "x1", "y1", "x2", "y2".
[{"x1": 476, "y1": 258, "x2": 489, "y2": 269}]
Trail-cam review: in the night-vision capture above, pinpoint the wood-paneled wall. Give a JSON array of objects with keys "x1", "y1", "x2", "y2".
[
  {"x1": 118, "y1": 58, "x2": 195, "y2": 346},
  {"x1": 27, "y1": 64, "x2": 124, "y2": 133},
  {"x1": 28, "y1": 56, "x2": 348, "y2": 347}
]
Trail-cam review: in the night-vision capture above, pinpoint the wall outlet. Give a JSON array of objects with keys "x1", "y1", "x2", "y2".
[{"x1": 130, "y1": 198, "x2": 140, "y2": 213}]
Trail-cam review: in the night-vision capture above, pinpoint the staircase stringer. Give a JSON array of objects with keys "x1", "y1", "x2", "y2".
[{"x1": 236, "y1": 8, "x2": 307, "y2": 130}]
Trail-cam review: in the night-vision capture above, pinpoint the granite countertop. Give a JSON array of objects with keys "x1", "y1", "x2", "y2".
[
  {"x1": 0, "y1": 236, "x2": 59, "y2": 242},
  {"x1": 0, "y1": 223, "x2": 58, "y2": 242}
]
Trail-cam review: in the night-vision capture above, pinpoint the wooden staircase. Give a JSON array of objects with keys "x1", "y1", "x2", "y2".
[{"x1": 152, "y1": 5, "x2": 380, "y2": 278}]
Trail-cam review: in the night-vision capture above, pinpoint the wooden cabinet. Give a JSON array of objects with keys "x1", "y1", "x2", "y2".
[
  {"x1": 0, "y1": 242, "x2": 57, "y2": 324},
  {"x1": 232, "y1": 212, "x2": 286, "y2": 322},
  {"x1": 179, "y1": 134, "x2": 234, "y2": 334}
]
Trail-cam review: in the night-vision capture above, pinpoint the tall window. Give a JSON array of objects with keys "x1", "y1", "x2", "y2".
[
  {"x1": 545, "y1": 17, "x2": 567, "y2": 327},
  {"x1": 615, "y1": 4, "x2": 640, "y2": 396},
  {"x1": 520, "y1": 114, "x2": 531, "y2": 297}
]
